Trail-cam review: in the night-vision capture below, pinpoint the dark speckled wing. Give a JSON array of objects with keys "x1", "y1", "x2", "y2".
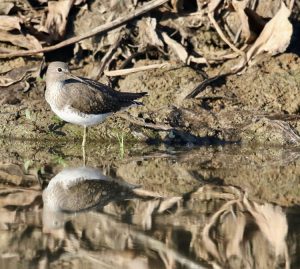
[
  {"x1": 57, "y1": 179, "x2": 135, "y2": 212},
  {"x1": 63, "y1": 75, "x2": 147, "y2": 115}
]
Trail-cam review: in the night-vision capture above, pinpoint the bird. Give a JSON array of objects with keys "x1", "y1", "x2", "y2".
[
  {"x1": 42, "y1": 166, "x2": 137, "y2": 229},
  {"x1": 45, "y1": 61, "x2": 147, "y2": 148}
]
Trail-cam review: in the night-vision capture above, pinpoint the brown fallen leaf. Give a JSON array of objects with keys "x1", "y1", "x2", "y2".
[
  {"x1": 45, "y1": 0, "x2": 74, "y2": 41},
  {"x1": 74, "y1": 0, "x2": 86, "y2": 5},
  {"x1": 208, "y1": 0, "x2": 223, "y2": 12},
  {"x1": 0, "y1": 15, "x2": 22, "y2": 31},
  {"x1": 0, "y1": 30, "x2": 42, "y2": 50},
  {"x1": 170, "y1": 0, "x2": 183, "y2": 12},
  {"x1": 162, "y1": 32, "x2": 188, "y2": 62},
  {"x1": 232, "y1": 0, "x2": 257, "y2": 43},
  {"x1": 0, "y1": 72, "x2": 27, "y2": 87},
  {"x1": 162, "y1": 32, "x2": 208, "y2": 65},
  {"x1": 0, "y1": 66, "x2": 38, "y2": 87},
  {"x1": 0, "y1": 2, "x2": 14, "y2": 15},
  {"x1": 137, "y1": 17, "x2": 164, "y2": 48},
  {"x1": 234, "y1": 2, "x2": 293, "y2": 70}
]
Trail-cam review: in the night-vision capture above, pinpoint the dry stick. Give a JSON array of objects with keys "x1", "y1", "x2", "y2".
[
  {"x1": 208, "y1": 12, "x2": 245, "y2": 57},
  {"x1": 94, "y1": 34, "x2": 123, "y2": 80},
  {"x1": 105, "y1": 62, "x2": 170, "y2": 77},
  {"x1": 186, "y1": 7, "x2": 248, "y2": 99},
  {"x1": 110, "y1": 50, "x2": 145, "y2": 86},
  {"x1": 185, "y1": 72, "x2": 232, "y2": 99},
  {"x1": 0, "y1": 0, "x2": 169, "y2": 58}
]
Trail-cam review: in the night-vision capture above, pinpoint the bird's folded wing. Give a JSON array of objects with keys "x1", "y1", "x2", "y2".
[{"x1": 64, "y1": 78, "x2": 125, "y2": 114}]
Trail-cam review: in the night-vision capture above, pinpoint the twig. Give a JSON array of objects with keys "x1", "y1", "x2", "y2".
[
  {"x1": 185, "y1": 72, "x2": 232, "y2": 99},
  {"x1": 94, "y1": 33, "x2": 124, "y2": 80},
  {"x1": 289, "y1": 0, "x2": 295, "y2": 10},
  {"x1": 0, "y1": 0, "x2": 169, "y2": 58},
  {"x1": 208, "y1": 12, "x2": 245, "y2": 57},
  {"x1": 105, "y1": 62, "x2": 170, "y2": 76},
  {"x1": 110, "y1": 50, "x2": 145, "y2": 86}
]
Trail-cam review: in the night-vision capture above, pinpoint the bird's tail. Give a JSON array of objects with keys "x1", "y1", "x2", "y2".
[{"x1": 118, "y1": 91, "x2": 147, "y2": 105}]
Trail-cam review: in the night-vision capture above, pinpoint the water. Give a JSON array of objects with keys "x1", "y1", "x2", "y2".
[{"x1": 0, "y1": 140, "x2": 299, "y2": 269}]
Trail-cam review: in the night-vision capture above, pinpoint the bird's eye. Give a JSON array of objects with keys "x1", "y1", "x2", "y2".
[{"x1": 57, "y1": 68, "x2": 62, "y2": 72}]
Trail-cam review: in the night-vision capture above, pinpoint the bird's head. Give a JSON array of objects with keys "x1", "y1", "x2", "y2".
[{"x1": 46, "y1": 61, "x2": 70, "y2": 86}]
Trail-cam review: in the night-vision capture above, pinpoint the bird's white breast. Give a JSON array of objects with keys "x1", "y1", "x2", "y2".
[
  {"x1": 46, "y1": 81, "x2": 111, "y2": 126},
  {"x1": 51, "y1": 105, "x2": 111, "y2": 126}
]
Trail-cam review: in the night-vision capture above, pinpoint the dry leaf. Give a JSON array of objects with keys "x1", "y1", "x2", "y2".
[
  {"x1": 158, "y1": 197, "x2": 181, "y2": 213},
  {"x1": 45, "y1": 0, "x2": 74, "y2": 41},
  {"x1": 244, "y1": 7, "x2": 267, "y2": 35},
  {"x1": 0, "y1": 76, "x2": 16, "y2": 87},
  {"x1": 170, "y1": 0, "x2": 183, "y2": 12},
  {"x1": 208, "y1": 0, "x2": 223, "y2": 12},
  {"x1": 137, "y1": 17, "x2": 164, "y2": 48},
  {"x1": 250, "y1": 2, "x2": 292, "y2": 55},
  {"x1": 0, "y1": 2, "x2": 14, "y2": 15},
  {"x1": 0, "y1": 68, "x2": 32, "y2": 87},
  {"x1": 0, "y1": 15, "x2": 22, "y2": 31},
  {"x1": 162, "y1": 32, "x2": 188, "y2": 63},
  {"x1": 243, "y1": 197, "x2": 288, "y2": 257},
  {"x1": 234, "y1": 2, "x2": 292, "y2": 70},
  {"x1": 0, "y1": 30, "x2": 42, "y2": 50},
  {"x1": 232, "y1": 0, "x2": 257, "y2": 43},
  {"x1": 74, "y1": 0, "x2": 86, "y2": 5}
]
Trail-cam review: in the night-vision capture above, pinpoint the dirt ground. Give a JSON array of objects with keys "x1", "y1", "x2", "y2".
[{"x1": 0, "y1": 52, "x2": 300, "y2": 146}]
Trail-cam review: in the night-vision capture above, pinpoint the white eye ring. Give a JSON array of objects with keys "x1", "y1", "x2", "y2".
[{"x1": 57, "y1": 68, "x2": 62, "y2": 72}]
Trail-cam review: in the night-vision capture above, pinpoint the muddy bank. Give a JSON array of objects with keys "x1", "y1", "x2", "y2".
[{"x1": 1, "y1": 53, "x2": 300, "y2": 146}]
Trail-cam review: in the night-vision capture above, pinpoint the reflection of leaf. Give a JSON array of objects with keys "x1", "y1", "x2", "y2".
[
  {"x1": 243, "y1": 197, "x2": 288, "y2": 257},
  {"x1": 199, "y1": 186, "x2": 289, "y2": 268},
  {"x1": 0, "y1": 15, "x2": 22, "y2": 31}
]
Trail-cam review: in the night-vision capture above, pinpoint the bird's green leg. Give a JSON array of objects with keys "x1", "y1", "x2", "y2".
[{"x1": 82, "y1": 126, "x2": 87, "y2": 166}]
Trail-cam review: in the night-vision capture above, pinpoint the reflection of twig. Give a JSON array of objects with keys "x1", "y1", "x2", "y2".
[
  {"x1": 59, "y1": 210, "x2": 208, "y2": 269},
  {"x1": 0, "y1": 0, "x2": 169, "y2": 58},
  {"x1": 131, "y1": 229, "x2": 208, "y2": 269},
  {"x1": 75, "y1": 217, "x2": 209, "y2": 269}
]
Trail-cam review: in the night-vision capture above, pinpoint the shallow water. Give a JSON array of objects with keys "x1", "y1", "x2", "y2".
[{"x1": 0, "y1": 140, "x2": 299, "y2": 269}]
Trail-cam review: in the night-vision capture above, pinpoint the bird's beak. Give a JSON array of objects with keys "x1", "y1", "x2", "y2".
[
  {"x1": 63, "y1": 70, "x2": 80, "y2": 80},
  {"x1": 61, "y1": 69, "x2": 87, "y2": 84}
]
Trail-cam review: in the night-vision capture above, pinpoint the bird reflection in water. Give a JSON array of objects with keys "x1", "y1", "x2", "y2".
[{"x1": 42, "y1": 166, "x2": 137, "y2": 229}]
